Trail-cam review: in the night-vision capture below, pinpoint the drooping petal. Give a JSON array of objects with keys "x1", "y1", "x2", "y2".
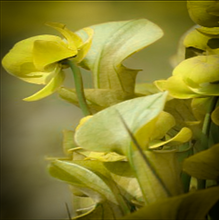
[
  {"x1": 33, "y1": 39, "x2": 77, "y2": 70},
  {"x1": 18, "y1": 62, "x2": 60, "y2": 85},
  {"x1": 23, "y1": 71, "x2": 65, "y2": 101},
  {"x1": 1, "y1": 35, "x2": 63, "y2": 78},
  {"x1": 149, "y1": 127, "x2": 192, "y2": 149},
  {"x1": 46, "y1": 22, "x2": 83, "y2": 49},
  {"x1": 73, "y1": 28, "x2": 94, "y2": 63}
]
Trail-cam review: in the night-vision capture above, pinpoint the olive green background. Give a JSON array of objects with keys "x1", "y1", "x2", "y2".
[{"x1": 1, "y1": 1, "x2": 194, "y2": 219}]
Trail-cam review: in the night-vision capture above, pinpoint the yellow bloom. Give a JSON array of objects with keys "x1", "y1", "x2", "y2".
[{"x1": 2, "y1": 22, "x2": 93, "y2": 101}]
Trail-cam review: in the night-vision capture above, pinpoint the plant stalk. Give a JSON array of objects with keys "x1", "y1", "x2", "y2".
[
  {"x1": 198, "y1": 96, "x2": 218, "y2": 190},
  {"x1": 67, "y1": 60, "x2": 91, "y2": 116}
]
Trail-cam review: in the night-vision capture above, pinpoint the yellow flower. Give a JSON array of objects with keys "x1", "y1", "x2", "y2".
[{"x1": 2, "y1": 22, "x2": 93, "y2": 101}]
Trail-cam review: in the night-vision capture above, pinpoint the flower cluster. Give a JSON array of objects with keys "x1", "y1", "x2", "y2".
[{"x1": 2, "y1": 22, "x2": 93, "y2": 101}]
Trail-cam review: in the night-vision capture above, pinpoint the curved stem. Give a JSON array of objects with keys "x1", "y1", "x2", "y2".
[{"x1": 67, "y1": 60, "x2": 91, "y2": 116}]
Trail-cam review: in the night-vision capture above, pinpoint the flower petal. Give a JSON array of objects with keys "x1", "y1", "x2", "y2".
[
  {"x1": 173, "y1": 55, "x2": 219, "y2": 84},
  {"x1": 150, "y1": 111, "x2": 176, "y2": 141},
  {"x1": 155, "y1": 76, "x2": 198, "y2": 99},
  {"x1": 23, "y1": 71, "x2": 65, "y2": 101},
  {"x1": 18, "y1": 62, "x2": 61, "y2": 85},
  {"x1": 33, "y1": 39, "x2": 77, "y2": 70},
  {"x1": 46, "y1": 22, "x2": 83, "y2": 49},
  {"x1": 149, "y1": 127, "x2": 192, "y2": 149},
  {"x1": 2, "y1": 35, "x2": 63, "y2": 77},
  {"x1": 73, "y1": 28, "x2": 94, "y2": 63}
]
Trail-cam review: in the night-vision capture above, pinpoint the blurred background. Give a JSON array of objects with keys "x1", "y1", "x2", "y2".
[{"x1": 1, "y1": 1, "x2": 194, "y2": 219}]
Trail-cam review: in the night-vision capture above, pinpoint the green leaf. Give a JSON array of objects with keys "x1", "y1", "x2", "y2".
[
  {"x1": 127, "y1": 149, "x2": 183, "y2": 205},
  {"x1": 183, "y1": 143, "x2": 219, "y2": 180},
  {"x1": 191, "y1": 97, "x2": 215, "y2": 122},
  {"x1": 58, "y1": 87, "x2": 137, "y2": 113},
  {"x1": 62, "y1": 129, "x2": 77, "y2": 156},
  {"x1": 164, "y1": 98, "x2": 201, "y2": 139},
  {"x1": 77, "y1": 19, "x2": 163, "y2": 94},
  {"x1": 135, "y1": 83, "x2": 161, "y2": 96},
  {"x1": 122, "y1": 186, "x2": 219, "y2": 220},
  {"x1": 75, "y1": 92, "x2": 168, "y2": 155},
  {"x1": 49, "y1": 160, "x2": 130, "y2": 217},
  {"x1": 71, "y1": 202, "x2": 116, "y2": 220}
]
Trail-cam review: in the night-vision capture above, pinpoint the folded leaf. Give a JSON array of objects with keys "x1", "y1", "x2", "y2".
[
  {"x1": 122, "y1": 186, "x2": 219, "y2": 220},
  {"x1": 77, "y1": 19, "x2": 163, "y2": 94},
  {"x1": 75, "y1": 92, "x2": 168, "y2": 155},
  {"x1": 49, "y1": 160, "x2": 131, "y2": 217},
  {"x1": 183, "y1": 143, "x2": 219, "y2": 180},
  {"x1": 127, "y1": 149, "x2": 183, "y2": 205}
]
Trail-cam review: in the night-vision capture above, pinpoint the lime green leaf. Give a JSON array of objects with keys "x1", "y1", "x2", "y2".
[
  {"x1": 191, "y1": 97, "x2": 215, "y2": 122},
  {"x1": 183, "y1": 143, "x2": 219, "y2": 180},
  {"x1": 75, "y1": 92, "x2": 168, "y2": 155},
  {"x1": 49, "y1": 160, "x2": 130, "y2": 216},
  {"x1": 71, "y1": 202, "x2": 116, "y2": 220},
  {"x1": 187, "y1": 1, "x2": 219, "y2": 27},
  {"x1": 135, "y1": 83, "x2": 161, "y2": 96},
  {"x1": 23, "y1": 71, "x2": 65, "y2": 101},
  {"x1": 164, "y1": 98, "x2": 201, "y2": 139},
  {"x1": 122, "y1": 186, "x2": 219, "y2": 220},
  {"x1": 104, "y1": 161, "x2": 143, "y2": 203},
  {"x1": 62, "y1": 130, "x2": 77, "y2": 156},
  {"x1": 212, "y1": 106, "x2": 219, "y2": 125},
  {"x1": 127, "y1": 149, "x2": 183, "y2": 205},
  {"x1": 77, "y1": 19, "x2": 163, "y2": 94},
  {"x1": 58, "y1": 87, "x2": 137, "y2": 113}
]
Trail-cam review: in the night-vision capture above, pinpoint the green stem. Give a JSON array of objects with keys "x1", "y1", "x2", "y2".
[
  {"x1": 202, "y1": 97, "x2": 218, "y2": 148},
  {"x1": 67, "y1": 60, "x2": 91, "y2": 116},
  {"x1": 198, "y1": 96, "x2": 218, "y2": 190}
]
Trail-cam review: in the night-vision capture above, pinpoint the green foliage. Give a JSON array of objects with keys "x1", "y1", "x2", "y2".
[
  {"x1": 2, "y1": 1, "x2": 219, "y2": 219},
  {"x1": 58, "y1": 19, "x2": 163, "y2": 111}
]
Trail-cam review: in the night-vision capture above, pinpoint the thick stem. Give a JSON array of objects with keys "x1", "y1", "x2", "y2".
[{"x1": 67, "y1": 60, "x2": 91, "y2": 116}]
